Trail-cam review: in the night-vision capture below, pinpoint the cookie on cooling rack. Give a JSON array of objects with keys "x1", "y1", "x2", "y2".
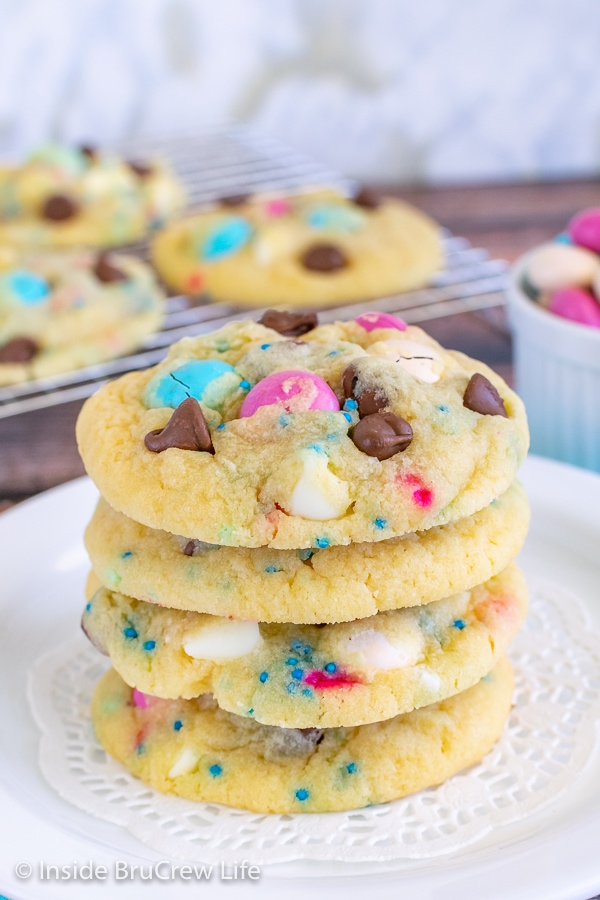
[
  {"x1": 0, "y1": 247, "x2": 165, "y2": 385},
  {"x1": 76, "y1": 314, "x2": 529, "y2": 549},
  {"x1": 85, "y1": 481, "x2": 529, "y2": 623},
  {"x1": 91, "y1": 657, "x2": 513, "y2": 813},
  {"x1": 150, "y1": 186, "x2": 442, "y2": 305},
  {"x1": 0, "y1": 144, "x2": 185, "y2": 248},
  {"x1": 83, "y1": 565, "x2": 526, "y2": 728}
]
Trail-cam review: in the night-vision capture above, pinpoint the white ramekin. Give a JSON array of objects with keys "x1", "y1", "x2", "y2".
[{"x1": 508, "y1": 256, "x2": 600, "y2": 473}]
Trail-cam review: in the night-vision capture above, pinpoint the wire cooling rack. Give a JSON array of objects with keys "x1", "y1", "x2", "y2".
[{"x1": 0, "y1": 124, "x2": 509, "y2": 419}]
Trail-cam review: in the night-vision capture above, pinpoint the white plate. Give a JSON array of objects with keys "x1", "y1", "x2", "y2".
[{"x1": 1, "y1": 455, "x2": 600, "y2": 900}]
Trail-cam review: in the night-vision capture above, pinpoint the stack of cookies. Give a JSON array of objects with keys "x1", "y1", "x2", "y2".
[{"x1": 77, "y1": 311, "x2": 529, "y2": 814}]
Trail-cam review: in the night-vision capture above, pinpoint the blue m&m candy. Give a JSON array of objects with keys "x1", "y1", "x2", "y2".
[
  {"x1": 200, "y1": 217, "x2": 252, "y2": 262},
  {"x1": 306, "y1": 204, "x2": 365, "y2": 233},
  {"x1": 144, "y1": 359, "x2": 242, "y2": 410},
  {"x1": 5, "y1": 270, "x2": 50, "y2": 305}
]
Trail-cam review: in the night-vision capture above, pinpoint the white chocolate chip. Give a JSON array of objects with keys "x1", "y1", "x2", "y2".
[
  {"x1": 527, "y1": 243, "x2": 599, "y2": 293},
  {"x1": 289, "y1": 449, "x2": 351, "y2": 520},
  {"x1": 368, "y1": 339, "x2": 443, "y2": 383},
  {"x1": 338, "y1": 627, "x2": 423, "y2": 670},
  {"x1": 418, "y1": 669, "x2": 442, "y2": 693},
  {"x1": 168, "y1": 746, "x2": 198, "y2": 778},
  {"x1": 183, "y1": 619, "x2": 261, "y2": 661}
]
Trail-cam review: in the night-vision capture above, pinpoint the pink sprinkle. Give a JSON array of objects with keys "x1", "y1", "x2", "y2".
[
  {"x1": 264, "y1": 199, "x2": 291, "y2": 217},
  {"x1": 304, "y1": 670, "x2": 360, "y2": 690},
  {"x1": 355, "y1": 312, "x2": 407, "y2": 332},
  {"x1": 412, "y1": 488, "x2": 433, "y2": 508},
  {"x1": 396, "y1": 472, "x2": 435, "y2": 509},
  {"x1": 133, "y1": 688, "x2": 157, "y2": 709}
]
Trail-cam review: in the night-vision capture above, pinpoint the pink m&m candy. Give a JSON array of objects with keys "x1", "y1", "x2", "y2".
[
  {"x1": 264, "y1": 198, "x2": 291, "y2": 217},
  {"x1": 239, "y1": 370, "x2": 340, "y2": 417},
  {"x1": 355, "y1": 312, "x2": 407, "y2": 332},
  {"x1": 568, "y1": 208, "x2": 600, "y2": 254},
  {"x1": 549, "y1": 287, "x2": 600, "y2": 329},
  {"x1": 133, "y1": 688, "x2": 158, "y2": 709}
]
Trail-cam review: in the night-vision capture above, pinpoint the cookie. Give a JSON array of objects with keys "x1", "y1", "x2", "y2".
[
  {"x1": 83, "y1": 565, "x2": 526, "y2": 728},
  {"x1": 150, "y1": 187, "x2": 442, "y2": 306},
  {"x1": 0, "y1": 248, "x2": 164, "y2": 384},
  {"x1": 0, "y1": 144, "x2": 185, "y2": 248},
  {"x1": 76, "y1": 317, "x2": 529, "y2": 549},
  {"x1": 85, "y1": 481, "x2": 529, "y2": 623},
  {"x1": 91, "y1": 657, "x2": 514, "y2": 813}
]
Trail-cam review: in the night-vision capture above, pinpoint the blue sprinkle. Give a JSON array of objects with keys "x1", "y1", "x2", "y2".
[
  {"x1": 346, "y1": 762, "x2": 357, "y2": 774},
  {"x1": 6, "y1": 269, "x2": 50, "y2": 305},
  {"x1": 554, "y1": 231, "x2": 572, "y2": 245},
  {"x1": 324, "y1": 662, "x2": 337, "y2": 673},
  {"x1": 247, "y1": 709, "x2": 254, "y2": 715},
  {"x1": 265, "y1": 565, "x2": 280, "y2": 573},
  {"x1": 315, "y1": 537, "x2": 330, "y2": 549},
  {"x1": 121, "y1": 551, "x2": 133, "y2": 559},
  {"x1": 291, "y1": 639, "x2": 303, "y2": 651},
  {"x1": 343, "y1": 398, "x2": 358, "y2": 411},
  {"x1": 137, "y1": 743, "x2": 145, "y2": 755},
  {"x1": 143, "y1": 640, "x2": 156, "y2": 651},
  {"x1": 123, "y1": 627, "x2": 138, "y2": 639},
  {"x1": 302, "y1": 645, "x2": 312, "y2": 655},
  {"x1": 343, "y1": 412, "x2": 352, "y2": 422},
  {"x1": 308, "y1": 443, "x2": 325, "y2": 453},
  {"x1": 217, "y1": 423, "x2": 226, "y2": 430},
  {"x1": 302, "y1": 688, "x2": 312, "y2": 696},
  {"x1": 296, "y1": 788, "x2": 309, "y2": 801},
  {"x1": 279, "y1": 414, "x2": 290, "y2": 427},
  {"x1": 437, "y1": 405, "x2": 449, "y2": 412},
  {"x1": 327, "y1": 349, "x2": 340, "y2": 356},
  {"x1": 291, "y1": 668, "x2": 303, "y2": 680},
  {"x1": 453, "y1": 619, "x2": 467, "y2": 630},
  {"x1": 85, "y1": 602, "x2": 91, "y2": 612},
  {"x1": 287, "y1": 682, "x2": 299, "y2": 694},
  {"x1": 260, "y1": 343, "x2": 271, "y2": 350},
  {"x1": 209, "y1": 764, "x2": 222, "y2": 777},
  {"x1": 374, "y1": 518, "x2": 386, "y2": 529},
  {"x1": 259, "y1": 671, "x2": 269, "y2": 683},
  {"x1": 286, "y1": 657, "x2": 298, "y2": 666},
  {"x1": 173, "y1": 720, "x2": 183, "y2": 731},
  {"x1": 239, "y1": 380, "x2": 251, "y2": 390},
  {"x1": 325, "y1": 433, "x2": 339, "y2": 440}
]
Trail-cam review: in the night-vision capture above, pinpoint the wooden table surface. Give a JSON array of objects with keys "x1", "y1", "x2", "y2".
[{"x1": 1, "y1": 176, "x2": 599, "y2": 506}]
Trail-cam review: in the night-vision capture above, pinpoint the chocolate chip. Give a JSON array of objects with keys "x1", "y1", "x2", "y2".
[
  {"x1": 144, "y1": 398, "x2": 215, "y2": 454},
  {"x1": 259, "y1": 309, "x2": 318, "y2": 337},
  {"x1": 0, "y1": 336, "x2": 39, "y2": 363},
  {"x1": 128, "y1": 160, "x2": 153, "y2": 178},
  {"x1": 351, "y1": 412, "x2": 413, "y2": 460},
  {"x1": 219, "y1": 193, "x2": 250, "y2": 207},
  {"x1": 93, "y1": 252, "x2": 128, "y2": 284},
  {"x1": 463, "y1": 373, "x2": 508, "y2": 417},
  {"x1": 41, "y1": 194, "x2": 79, "y2": 221},
  {"x1": 80, "y1": 144, "x2": 97, "y2": 162},
  {"x1": 341, "y1": 363, "x2": 390, "y2": 417},
  {"x1": 301, "y1": 243, "x2": 348, "y2": 273},
  {"x1": 183, "y1": 540, "x2": 196, "y2": 556},
  {"x1": 353, "y1": 186, "x2": 382, "y2": 209},
  {"x1": 298, "y1": 727, "x2": 324, "y2": 746}
]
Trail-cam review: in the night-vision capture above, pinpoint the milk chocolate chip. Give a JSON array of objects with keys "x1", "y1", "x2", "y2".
[
  {"x1": 220, "y1": 193, "x2": 250, "y2": 207},
  {"x1": 79, "y1": 145, "x2": 97, "y2": 162},
  {"x1": 341, "y1": 363, "x2": 390, "y2": 417},
  {"x1": 42, "y1": 194, "x2": 79, "y2": 221},
  {"x1": 0, "y1": 336, "x2": 39, "y2": 363},
  {"x1": 128, "y1": 160, "x2": 153, "y2": 178},
  {"x1": 144, "y1": 398, "x2": 215, "y2": 453},
  {"x1": 93, "y1": 252, "x2": 128, "y2": 284},
  {"x1": 351, "y1": 412, "x2": 413, "y2": 460},
  {"x1": 301, "y1": 243, "x2": 348, "y2": 273},
  {"x1": 259, "y1": 309, "x2": 318, "y2": 337},
  {"x1": 463, "y1": 373, "x2": 508, "y2": 417},
  {"x1": 353, "y1": 187, "x2": 382, "y2": 209}
]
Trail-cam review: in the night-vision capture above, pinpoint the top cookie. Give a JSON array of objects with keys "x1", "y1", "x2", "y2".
[
  {"x1": 0, "y1": 144, "x2": 185, "y2": 248},
  {"x1": 150, "y1": 187, "x2": 442, "y2": 306},
  {"x1": 77, "y1": 313, "x2": 529, "y2": 549}
]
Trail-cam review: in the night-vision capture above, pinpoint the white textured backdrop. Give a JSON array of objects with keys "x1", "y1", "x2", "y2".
[{"x1": 1, "y1": 0, "x2": 600, "y2": 183}]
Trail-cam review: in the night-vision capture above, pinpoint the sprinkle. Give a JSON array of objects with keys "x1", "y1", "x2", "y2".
[
  {"x1": 173, "y1": 720, "x2": 183, "y2": 731},
  {"x1": 85, "y1": 602, "x2": 91, "y2": 612},
  {"x1": 265, "y1": 565, "x2": 280, "y2": 573},
  {"x1": 346, "y1": 762, "x2": 357, "y2": 774},
  {"x1": 137, "y1": 743, "x2": 145, "y2": 755},
  {"x1": 291, "y1": 640, "x2": 303, "y2": 651},
  {"x1": 239, "y1": 380, "x2": 251, "y2": 390},
  {"x1": 260, "y1": 343, "x2": 271, "y2": 350},
  {"x1": 324, "y1": 662, "x2": 337, "y2": 673},
  {"x1": 413, "y1": 488, "x2": 433, "y2": 508},
  {"x1": 302, "y1": 688, "x2": 312, "y2": 696},
  {"x1": 217, "y1": 423, "x2": 226, "y2": 430},
  {"x1": 374, "y1": 517, "x2": 386, "y2": 529},
  {"x1": 287, "y1": 682, "x2": 298, "y2": 694},
  {"x1": 437, "y1": 405, "x2": 449, "y2": 412},
  {"x1": 292, "y1": 668, "x2": 303, "y2": 680},
  {"x1": 121, "y1": 551, "x2": 133, "y2": 559},
  {"x1": 143, "y1": 640, "x2": 156, "y2": 650},
  {"x1": 315, "y1": 537, "x2": 330, "y2": 549},
  {"x1": 286, "y1": 657, "x2": 298, "y2": 666},
  {"x1": 247, "y1": 709, "x2": 254, "y2": 715},
  {"x1": 343, "y1": 398, "x2": 358, "y2": 411},
  {"x1": 259, "y1": 671, "x2": 269, "y2": 683},
  {"x1": 453, "y1": 619, "x2": 467, "y2": 630},
  {"x1": 279, "y1": 414, "x2": 290, "y2": 427},
  {"x1": 303, "y1": 645, "x2": 312, "y2": 655},
  {"x1": 342, "y1": 412, "x2": 352, "y2": 423},
  {"x1": 296, "y1": 788, "x2": 309, "y2": 801},
  {"x1": 209, "y1": 764, "x2": 222, "y2": 777},
  {"x1": 123, "y1": 627, "x2": 138, "y2": 639}
]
